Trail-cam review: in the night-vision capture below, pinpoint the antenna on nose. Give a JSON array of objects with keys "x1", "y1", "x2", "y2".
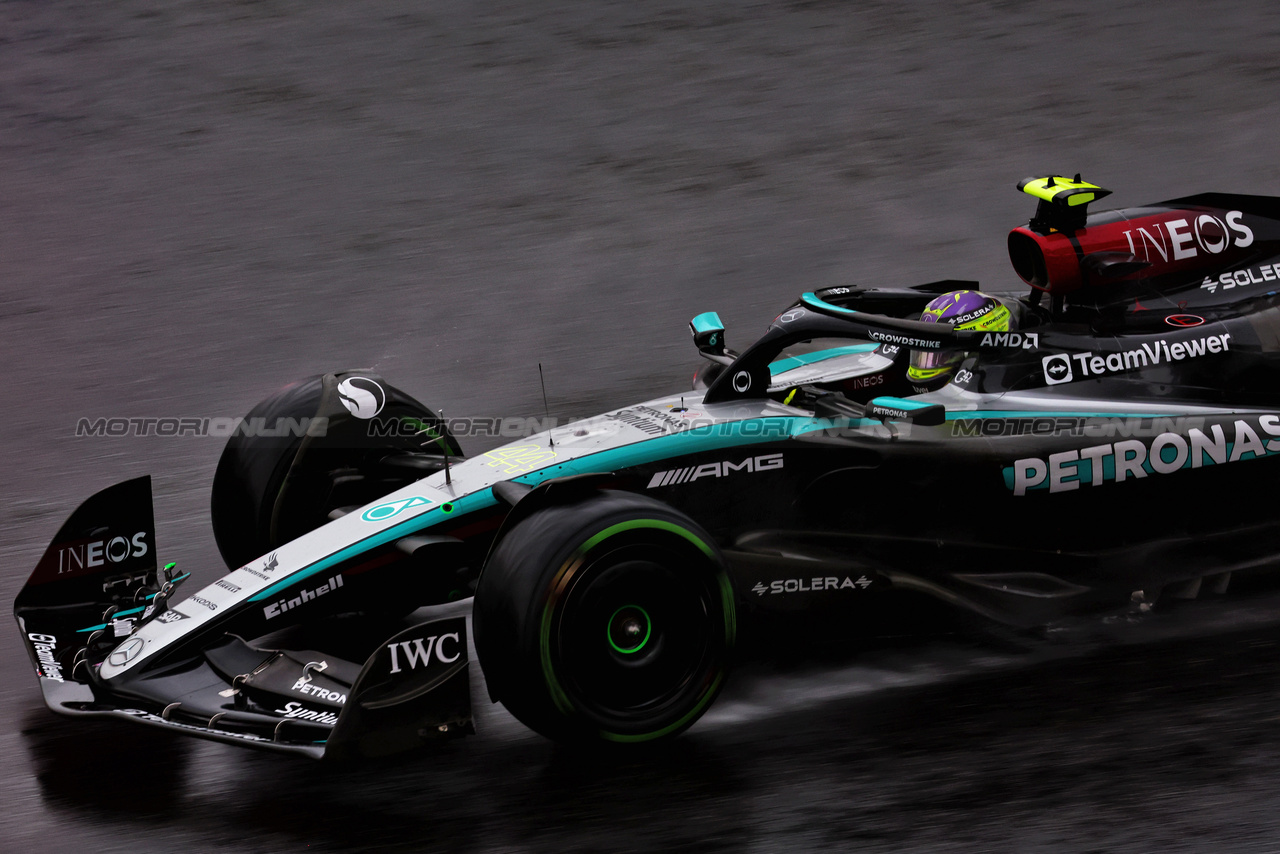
[{"x1": 538, "y1": 364, "x2": 554, "y2": 450}]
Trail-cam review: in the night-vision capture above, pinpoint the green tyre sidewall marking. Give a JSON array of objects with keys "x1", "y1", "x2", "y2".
[
  {"x1": 537, "y1": 518, "x2": 735, "y2": 741},
  {"x1": 600, "y1": 669, "x2": 725, "y2": 744}
]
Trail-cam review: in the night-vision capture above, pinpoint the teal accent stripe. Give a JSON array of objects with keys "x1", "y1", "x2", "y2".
[
  {"x1": 770, "y1": 344, "x2": 879, "y2": 375},
  {"x1": 246, "y1": 416, "x2": 874, "y2": 599},
  {"x1": 870, "y1": 395, "x2": 936, "y2": 411},
  {"x1": 801, "y1": 292, "x2": 857, "y2": 314},
  {"x1": 509, "y1": 416, "x2": 868, "y2": 490},
  {"x1": 75, "y1": 574, "x2": 191, "y2": 632},
  {"x1": 248, "y1": 489, "x2": 500, "y2": 602},
  {"x1": 949, "y1": 411, "x2": 1184, "y2": 421}
]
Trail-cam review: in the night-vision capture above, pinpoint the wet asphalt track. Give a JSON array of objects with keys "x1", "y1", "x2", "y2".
[{"x1": 6, "y1": 2, "x2": 1280, "y2": 851}]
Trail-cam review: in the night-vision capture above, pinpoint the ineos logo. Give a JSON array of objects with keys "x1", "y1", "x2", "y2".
[
  {"x1": 106, "y1": 537, "x2": 130, "y2": 562},
  {"x1": 57, "y1": 531, "x2": 149, "y2": 574},
  {"x1": 1122, "y1": 211, "x2": 1253, "y2": 264},
  {"x1": 1165, "y1": 314, "x2": 1205, "y2": 328},
  {"x1": 732, "y1": 371, "x2": 752, "y2": 393}
]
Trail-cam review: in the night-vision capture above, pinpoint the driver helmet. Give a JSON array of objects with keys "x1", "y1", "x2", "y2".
[{"x1": 907, "y1": 290, "x2": 1012, "y2": 387}]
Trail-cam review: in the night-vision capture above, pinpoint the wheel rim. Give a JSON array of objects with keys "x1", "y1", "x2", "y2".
[
  {"x1": 548, "y1": 536, "x2": 722, "y2": 735},
  {"x1": 607, "y1": 605, "x2": 652, "y2": 655}
]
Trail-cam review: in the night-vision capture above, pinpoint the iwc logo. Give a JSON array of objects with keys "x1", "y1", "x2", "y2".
[{"x1": 337, "y1": 376, "x2": 386, "y2": 419}]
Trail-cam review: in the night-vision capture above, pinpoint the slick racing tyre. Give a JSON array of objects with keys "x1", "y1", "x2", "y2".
[
  {"x1": 474, "y1": 491, "x2": 736, "y2": 745},
  {"x1": 210, "y1": 371, "x2": 461, "y2": 570}
]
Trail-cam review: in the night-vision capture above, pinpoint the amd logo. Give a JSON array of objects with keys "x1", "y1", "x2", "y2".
[{"x1": 979, "y1": 331, "x2": 1039, "y2": 350}]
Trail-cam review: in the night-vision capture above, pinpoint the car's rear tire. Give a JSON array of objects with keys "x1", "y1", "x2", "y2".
[{"x1": 473, "y1": 491, "x2": 736, "y2": 744}]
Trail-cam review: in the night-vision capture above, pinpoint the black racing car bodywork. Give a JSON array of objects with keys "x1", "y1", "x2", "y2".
[{"x1": 16, "y1": 176, "x2": 1280, "y2": 757}]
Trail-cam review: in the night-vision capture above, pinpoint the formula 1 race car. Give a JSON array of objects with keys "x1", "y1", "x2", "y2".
[{"x1": 17, "y1": 176, "x2": 1280, "y2": 758}]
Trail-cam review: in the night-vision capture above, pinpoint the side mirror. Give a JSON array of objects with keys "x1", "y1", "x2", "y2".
[{"x1": 689, "y1": 312, "x2": 733, "y2": 365}]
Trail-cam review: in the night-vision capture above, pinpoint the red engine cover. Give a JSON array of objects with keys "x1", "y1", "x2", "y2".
[{"x1": 1008, "y1": 206, "x2": 1258, "y2": 295}]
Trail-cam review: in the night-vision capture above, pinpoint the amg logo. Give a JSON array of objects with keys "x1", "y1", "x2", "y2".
[
  {"x1": 387, "y1": 633, "x2": 462, "y2": 674},
  {"x1": 646, "y1": 453, "x2": 784, "y2": 488},
  {"x1": 263, "y1": 574, "x2": 344, "y2": 620}
]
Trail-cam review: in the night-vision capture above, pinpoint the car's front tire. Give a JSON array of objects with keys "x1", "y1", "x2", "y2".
[{"x1": 473, "y1": 490, "x2": 736, "y2": 745}]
